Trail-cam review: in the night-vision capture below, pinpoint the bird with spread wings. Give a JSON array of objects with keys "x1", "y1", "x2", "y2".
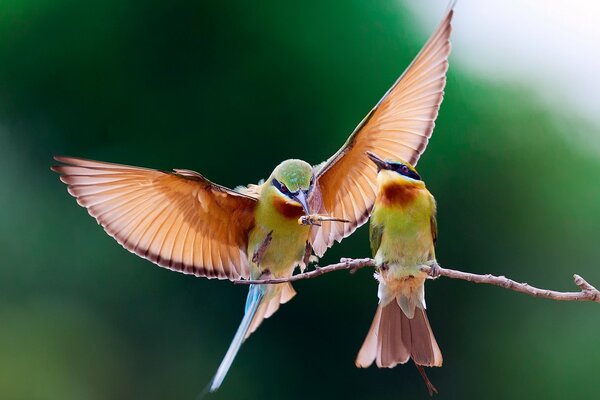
[{"x1": 52, "y1": 4, "x2": 453, "y2": 393}]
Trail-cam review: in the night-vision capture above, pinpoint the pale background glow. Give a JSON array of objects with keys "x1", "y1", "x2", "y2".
[{"x1": 408, "y1": 0, "x2": 600, "y2": 144}]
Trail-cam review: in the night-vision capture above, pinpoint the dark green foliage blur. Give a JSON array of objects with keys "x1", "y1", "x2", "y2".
[{"x1": 1, "y1": 1, "x2": 599, "y2": 399}]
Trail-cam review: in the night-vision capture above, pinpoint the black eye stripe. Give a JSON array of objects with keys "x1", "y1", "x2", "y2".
[
  {"x1": 272, "y1": 179, "x2": 297, "y2": 197},
  {"x1": 272, "y1": 179, "x2": 286, "y2": 193},
  {"x1": 272, "y1": 177, "x2": 314, "y2": 198},
  {"x1": 393, "y1": 164, "x2": 421, "y2": 181}
]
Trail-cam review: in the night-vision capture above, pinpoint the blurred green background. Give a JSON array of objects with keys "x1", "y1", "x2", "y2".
[{"x1": 1, "y1": 1, "x2": 599, "y2": 399}]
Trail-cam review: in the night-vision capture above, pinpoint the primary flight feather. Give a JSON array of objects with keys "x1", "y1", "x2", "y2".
[{"x1": 310, "y1": 6, "x2": 452, "y2": 256}]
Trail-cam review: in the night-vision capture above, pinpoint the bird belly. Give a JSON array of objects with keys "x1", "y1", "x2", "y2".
[
  {"x1": 372, "y1": 205, "x2": 433, "y2": 312},
  {"x1": 376, "y1": 219, "x2": 433, "y2": 275},
  {"x1": 374, "y1": 225, "x2": 432, "y2": 312},
  {"x1": 248, "y1": 222, "x2": 310, "y2": 279}
]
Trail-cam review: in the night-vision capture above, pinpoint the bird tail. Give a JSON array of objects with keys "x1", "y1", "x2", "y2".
[
  {"x1": 355, "y1": 280, "x2": 442, "y2": 368},
  {"x1": 245, "y1": 282, "x2": 296, "y2": 339},
  {"x1": 208, "y1": 284, "x2": 263, "y2": 393},
  {"x1": 207, "y1": 282, "x2": 296, "y2": 393}
]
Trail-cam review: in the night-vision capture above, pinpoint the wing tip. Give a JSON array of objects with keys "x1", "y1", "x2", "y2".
[
  {"x1": 51, "y1": 155, "x2": 73, "y2": 173},
  {"x1": 53, "y1": 155, "x2": 85, "y2": 165},
  {"x1": 447, "y1": 0, "x2": 457, "y2": 12}
]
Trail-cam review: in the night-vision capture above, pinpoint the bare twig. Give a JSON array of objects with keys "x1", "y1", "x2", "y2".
[{"x1": 234, "y1": 258, "x2": 600, "y2": 304}]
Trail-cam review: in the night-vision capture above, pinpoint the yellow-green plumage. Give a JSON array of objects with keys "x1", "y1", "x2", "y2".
[
  {"x1": 249, "y1": 159, "x2": 313, "y2": 282},
  {"x1": 249, "y1": 209, "x2": 309, "y2": 277},
  {"x1": 243, "y1": 161, "x2": 313, "y2": 333},
  {"x1": 371, "y1": 169, "x2": 436, "y2": 277},
  {"x1": 357, "y1": 155, "x2": 442, "y2": 370},
  {"x1": 209, "y1": 159, "x2": 313, "y2": 391}
]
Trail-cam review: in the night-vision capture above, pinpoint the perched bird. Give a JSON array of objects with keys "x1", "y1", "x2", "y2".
[
  {"x1": 51, "y1": 4, "x2": 453, "y2": 393},
  {"x1": 356, "y1": 152, "x2": 442, "y2": 384}
]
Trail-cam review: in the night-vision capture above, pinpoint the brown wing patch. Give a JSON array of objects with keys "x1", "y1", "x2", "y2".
[
  {"x1": 52, "y1": 156, "x2": 257, "y2": 280},
  {"x1": 310, "y1": 6, "x2": 453, "y2": 256}
]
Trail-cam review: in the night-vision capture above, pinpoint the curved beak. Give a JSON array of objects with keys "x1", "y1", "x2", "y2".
[
  {"x1": 293, "y1": 190, "x2": 311, "y2": 215},
  {"x1": 366, "y1": 151, "x2": 390, "y2": 171}
]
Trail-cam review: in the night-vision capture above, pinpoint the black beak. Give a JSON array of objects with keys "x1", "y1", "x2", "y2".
[
  {"x1": 294, "y1": 190, "x2": 311, "y2": 215},
  {"x1": 366, "y1": 151, "x2": 390, "y2": 171}
]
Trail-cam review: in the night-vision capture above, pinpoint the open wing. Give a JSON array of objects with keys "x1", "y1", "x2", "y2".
[
  {"x1": 310, "y1": 6, "x2": 453, "y2": 256},
  {"x1": 52, "y1": 156, "x2": 257, "y2": 280}
]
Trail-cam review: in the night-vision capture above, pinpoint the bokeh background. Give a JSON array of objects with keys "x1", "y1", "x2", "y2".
[{"x1": 1, "y1": 1, "x2": 599, "y2": 399}]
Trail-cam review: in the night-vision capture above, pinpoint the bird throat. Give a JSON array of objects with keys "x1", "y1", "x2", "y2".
[
  {"x1": 272, "y1": 196, "x2": 305, "y2": 219},
  {"x1": 379, "y1": 181, "x2": 420, "y2": 208}
]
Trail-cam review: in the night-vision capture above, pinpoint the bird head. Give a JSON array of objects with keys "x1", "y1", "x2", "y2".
[
  {"x1": 268, "y1": 159, "x2": 314, "y2": 214},
  {"x1": 366, "y1": 151, "x2": 422, "y2": 183}
]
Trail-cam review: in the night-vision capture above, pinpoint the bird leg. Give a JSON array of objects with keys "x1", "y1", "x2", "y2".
[
  {"x1": 415, "y1": 363, "x2": 438, "y2": 397},
  {"x1": 298, "y1": 214, "x2": 350, "y2": 226},
  {"x1": 252, "y1": 231, "x2": 273, "y2": 266}
]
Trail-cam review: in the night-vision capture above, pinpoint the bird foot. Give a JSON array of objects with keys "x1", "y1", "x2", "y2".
[{"x1": 428, "y1": 262, "x2": 441, "y2": 279}]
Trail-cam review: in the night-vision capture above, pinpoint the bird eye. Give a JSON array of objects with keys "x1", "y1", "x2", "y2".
[
  {"x1": 272, "y1": 179, "x2": 291, "y2": 195},
  {"x1": 400, "y1": 165, "x2": 409, "y2": 174}
]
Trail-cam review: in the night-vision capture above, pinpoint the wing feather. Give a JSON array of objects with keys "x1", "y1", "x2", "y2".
[
  {"x1": 310, "y1": 6, "x2": 453, "y2": 256},
  {"x1": 52, "y1": 156, "x2": 257, "y2": 280}
]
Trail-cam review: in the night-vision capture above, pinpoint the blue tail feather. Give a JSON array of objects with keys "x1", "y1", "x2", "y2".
[{"x1": 207, "y1": 284, "x2": 265, "y2": 393}]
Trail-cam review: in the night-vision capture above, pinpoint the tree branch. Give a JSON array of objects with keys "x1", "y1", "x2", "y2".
[{"x1": 234, "y1": 258, "x2": 600, "y2": 304}]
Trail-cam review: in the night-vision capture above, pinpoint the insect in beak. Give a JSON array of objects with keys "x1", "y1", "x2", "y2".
[{"x1": 298, "y1": 215, "x2": 350, "y2": 226}]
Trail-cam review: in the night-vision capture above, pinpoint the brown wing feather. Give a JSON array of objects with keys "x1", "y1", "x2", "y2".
[
  {"x1": 310, "y1": 6, "x2": 453, "y2": 256},
  {"x1": 52, "y1": 156, "x2": 257, "y2": 280},
  {"x1": 431, "y1": 210, "x2": 438, "y2": 245}
]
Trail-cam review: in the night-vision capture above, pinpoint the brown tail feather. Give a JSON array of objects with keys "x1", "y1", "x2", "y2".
[
  {"x1": 356, "y1": 301, "x2": 442, "y2": 368},
  {"x1": 245, "y1": 283, "x2": 296, "y2": 339},
  {"x1": 409, "y1": 307, "x2": 442, "y2": 366},
  {"x1": 355, "y1": 305, "x2": 382, "y2": 367}
]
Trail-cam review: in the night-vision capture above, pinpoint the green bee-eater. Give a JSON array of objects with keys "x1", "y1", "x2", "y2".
[
  {"x1": 356, "y1": 152, "x2": 442, "y2": 375},
  {"x1": 51, "y1": 4, "x2": 452, "y2": 392}
]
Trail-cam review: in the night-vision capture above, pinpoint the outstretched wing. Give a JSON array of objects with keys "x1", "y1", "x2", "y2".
[
  {"x1": 310, "y1": 6, "x2": 453, "y2": 256},
  {"x1": 52, "y1": 156, "x2": 257, "y2": 280}
]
